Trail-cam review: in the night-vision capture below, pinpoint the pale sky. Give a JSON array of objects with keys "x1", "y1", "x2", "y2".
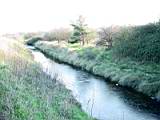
[{"x1": 0, "y1": 0, "x2": 160, "y2": 33}]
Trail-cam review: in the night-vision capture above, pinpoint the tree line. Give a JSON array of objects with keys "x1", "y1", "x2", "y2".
[
  {"x1": 24, "y1": 15, "x2": 117, "y2": 48},
  {"x1": 24, "y1": 16, "x2": 160, "y2": 63}
]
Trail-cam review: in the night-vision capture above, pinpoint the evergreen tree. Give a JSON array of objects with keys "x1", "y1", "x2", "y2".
[{"x1": 70, "y1": 16, "x2": 88, "y2": 45}]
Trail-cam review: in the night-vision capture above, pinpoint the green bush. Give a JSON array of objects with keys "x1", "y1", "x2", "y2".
[
  {"x1": 77, "y1": 47, "x2": 99, "y2": 60},
  {"x1": 26, "y1": 37, "x2": 43, "y2": 45},
  {"x1": 69, "y1": 31, "x2": 81, "y2": 43},
  {"x1": 113, "y1": 22, "x2": 160, "y2": 63}
]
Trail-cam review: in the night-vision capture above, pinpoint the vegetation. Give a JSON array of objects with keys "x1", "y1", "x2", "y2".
[
  {"x1": 26, "y1": 37, "x2": 43, "y2": 46},
  {"x1": 35, "y1": 41, "x2": 160, "y2": 101},
  {"x1": 113, "y1": 22, "x2": 160, "y2": 63},
  {"x1": 97, "y1": 26, "x2": 120, "y2": 48},
  {"x1": 23, "y1": 32, "x2": 37, "y2": 39},
  {"x1": 24, "y1": 20, "x2": 160, "y2": 101},
  {"x1": 70, "y1": 16, "x2": 91, "y2": 45},
  {"x1": 0, "y1": 38, "x2": 93, "y2": 120},
  {"x1": 43, "y1": 28, "x2": 71, "y2": 43},
  {"x1": 85, "y1": 28, "x2": 97, "y2": 44}
]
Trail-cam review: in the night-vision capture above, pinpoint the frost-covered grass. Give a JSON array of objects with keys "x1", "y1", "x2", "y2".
[
  {"x1": 35, "y1": 42, "x2": 160, "y2": 101},
  {"x1": 0, "y1": 38, "x2": 93, "y2": 120}
]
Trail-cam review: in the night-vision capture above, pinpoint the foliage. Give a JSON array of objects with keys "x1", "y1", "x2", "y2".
[
  {"x1": 97, "y1": 26, "x2": 120, "y2": 48},
  {"x1": 69, "y1": 16, "x2": 88, "y2": 45},
  {"x1": 26, "y1": 37, "x2": 43, "y2": 45},
  {"x1": 43, "y1": 32, "x2": 55, "y2": 41},
  {"x1": 78, "y1": 47, "x2": 98, "y2": 60},
  {"x1": 35, "y1": 42, "x2": 160, "y2": 100},
  {"x1": 44, "y1": 28, "x2": 71, "y2": 43},
  {"x1": 23, "y1": 32, "x2": 38, "y2": 39},
  {"x1": 85, "y1": 29, "x2": 97, "y2": 44},
  {"x1": 0, "y1": 38, "x2": 93, "y2": 120},
  {"x1": 113, "y1": 22, "x2": 160, "y2": 63}
]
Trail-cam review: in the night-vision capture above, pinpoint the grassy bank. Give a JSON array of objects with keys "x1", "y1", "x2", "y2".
[
  {"x1": 35, "y1": 42, "x2": 160, "y2": 101},
  {"x1": 0, "y1": 38, "x2": 93, "y2": 120}
]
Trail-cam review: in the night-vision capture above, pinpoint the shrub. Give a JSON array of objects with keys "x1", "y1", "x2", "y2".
[
  {"x1": 44, "y1": 28, "x2": 71, "y2": 43},
  {"x1": 43, "y1": 32, "x2": 56, "y2": 41},
  {"x1": 96, "y1": 26, "x2": 120, "y2": 48},
  {"x1": 23, "y1": 33, "x2": 37, "y2": 39},
  {"x1": 26, "y1": 37, "x2": 43, "y2": 45},
  {"x1": 78, "y1": 48, "x2": 98, "y2": 60},
  {"x1": 113, "y1": 22, "x2": 160, "y2": 63}
]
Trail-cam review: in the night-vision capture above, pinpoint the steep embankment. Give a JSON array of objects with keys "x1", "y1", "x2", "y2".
[
  {"x1": 35, "y1": 42, "x2": 160, "y2": 101},
  {"x1": 0, "y1": 37, "x2": 93, "y2": 120}
]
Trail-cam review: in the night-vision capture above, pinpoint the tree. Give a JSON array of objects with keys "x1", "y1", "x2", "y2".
[
  {"x1": 70, "y1": 16, "x2": 88, "y2": 45},
  {"x1": 85, "y1": 28, "x2": 97, "y2": 44},
  {"x1": 97, "y1": 26, "x2": 120, "y2": 48},
  {"x1": 98, "y1": 26, "x2": 114, "y2": 48},
  {"x1": 23, "y1": 32, "x2": 37, "y2": 39},
  {"x1": 53, "y1": 28, "x2": 71, "y2": 43},
  {"x1": 44, "y1": 28, "x2": 71, "y2": 43}
]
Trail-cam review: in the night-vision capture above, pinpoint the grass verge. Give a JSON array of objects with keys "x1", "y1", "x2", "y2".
[{"x1": 0, "y1": 38, "x2": 93, "y2": 120}]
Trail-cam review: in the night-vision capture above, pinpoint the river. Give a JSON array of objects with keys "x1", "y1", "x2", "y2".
[{"x1": 28, "y1": 46, "x2": 160, "y2": 120}]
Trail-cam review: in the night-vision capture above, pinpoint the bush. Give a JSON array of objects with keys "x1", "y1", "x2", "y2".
[
  {"x1": 23, "y1": 33, "x2": 37, "y2": 39},
  {"x1": 69, "y1": 31, "x2": 80, "y2": 43},
  {"x1": 78, "y1": 47, "x2": 98, "y2": 60},
  {"x1": 26, "y1": 37, "x2": 43, "y2": 45},
  {"x1": 113, "y1": 22, "x2": 160, "y2": 63},
  {"x1": 43, "y1": 28, "x2": 71, "y2": 43},
  {"x1": 43, "y1": 32, "x2": 56, "y2": 41}
]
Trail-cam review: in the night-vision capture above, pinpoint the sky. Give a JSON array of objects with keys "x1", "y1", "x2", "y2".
[{"x1": 0, "y1": 0, "x2": 160, "y2": 33}]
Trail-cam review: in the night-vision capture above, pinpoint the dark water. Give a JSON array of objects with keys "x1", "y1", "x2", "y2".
[{"x1": 28, "y1": 46, "x2": 160, "y2": 120}]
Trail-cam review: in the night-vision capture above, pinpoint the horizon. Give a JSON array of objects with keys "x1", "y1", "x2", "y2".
[{"x1": 0, "y1": 0, "x2": 160, "y2": 33}]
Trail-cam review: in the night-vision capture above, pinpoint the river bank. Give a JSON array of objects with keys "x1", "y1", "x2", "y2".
[
  {"x1": 30, "y1": 47, "x2": 160, "y2": 120},
  {"x1": 34, "y1": 42, "x2": 160, "y2": 101},
  {"x1": 0, "y1": 38, "x2": 93, "y2": 120}
]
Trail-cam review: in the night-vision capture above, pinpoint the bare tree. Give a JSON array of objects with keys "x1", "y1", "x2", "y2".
[
  {"x1": 98, "y1": 26, "x2": 114, "y2": 48},
  {"x1": 44, "y1": 28, "x2": 71, "y2": 43}
]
